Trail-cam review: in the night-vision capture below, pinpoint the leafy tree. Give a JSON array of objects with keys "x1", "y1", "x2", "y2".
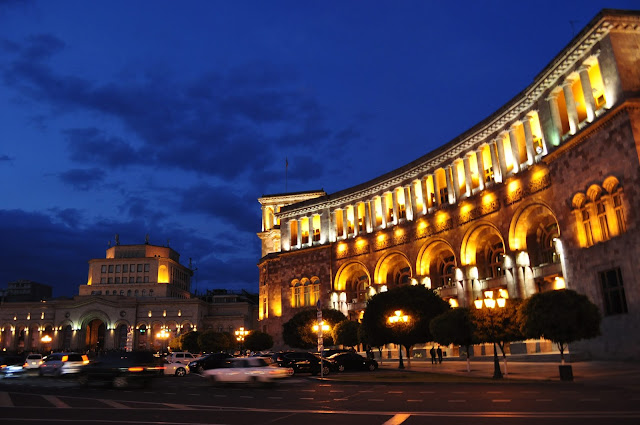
[
  {"x1": 244, "y1": 331, "x2": 274, "y2": 352},
  {"x1": 179, "y1": 331, "x2": 200, "y2": 353},
  {"x1": 430, "y1": 307, "x2": 477, "y2": 372},
  {"x1": 197, "y1": 330, "x2": 233, "y2": 353},
  {"x1": 282, "y1": 309, "x2": 347, "y2": 349},
  {"x1": 361, "y1": 285, "x2": 450, "y2": 368},
  {"x1": 472, "y1": 298, "x2": 524, "y2": 375},
  {"x1": 520, "y1": 289, "x2": 601, "y2": 364},
  {"x1": 332, "y1": 320, "x2": 360, "y2": 348}
]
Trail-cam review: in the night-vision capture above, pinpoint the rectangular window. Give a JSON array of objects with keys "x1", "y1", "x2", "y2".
[
  {"x1": 304, "y1": 285, "x2": 311, "y2": 306},
  {"x1": 107, "y1": 278, "x2": 113, "y2": 284},
  {"x1": 115, "y1": 277, "x2": 120, "y2": 283},
  {"x1": 439, "y1": 188, "x2": 448, "y2": 205},
  {"x1": 144, "y1": 264, "x2": 150, "y2": 272},
  {"x1": 108, "y1": 265, "x2": 114, "y2": 273},
  {"x1": 136, "y1": 277, "x2": 142, "y2": 283},
  {"x1": 100, "y1": 278, "x2": 106, "y2": 284},
  {"x1": 115, "y1": 265, "x2": 121, "y2": 273},
  {"x1": 599, "y1": 268, "x2": 628, "y2": 315},
  {"x1": 101, "y1": 265, "x2": 107, "y2": 273},
  {"x1": 485, "y1": 167, "x2": 494, "y2": 183},
  {"x1": 123, "y1": 264, "x2": 128, "y2": 273},
  {"x1": 137, "y1": 264, "x2": 143, "y2": 272},
  {"x1": 144, "y1": 276, "x2": 149, "y2": 283}
]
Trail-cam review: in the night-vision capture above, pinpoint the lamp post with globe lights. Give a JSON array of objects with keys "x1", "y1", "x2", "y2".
[
  {"x1": 387, "y1": 310, "x2": 410, "y2": 369},
  {"x1": 235, "y1": 327, "x2": 249, "y2": 355},
  {"x1": 156, "y1": 328, "x2": 170, "y2": 355},
  {"x1": 474, "y1": 291, "x2": 506, "y2": 379}
]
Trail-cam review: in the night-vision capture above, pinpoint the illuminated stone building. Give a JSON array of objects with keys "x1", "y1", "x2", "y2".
[
  {"x1": 257, "y1": 9, "x2": 640, "y2": 360},
  {"x1": 0, "y1": 241, "x2": 258, "y2": 353}
]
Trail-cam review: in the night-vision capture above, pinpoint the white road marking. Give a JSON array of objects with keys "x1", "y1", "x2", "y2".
[
  {"x1": 101, "y1": 399, "x2": 130, "y2": 409},
  {"x1": 387, "y1": 391, "x2": 403, "y2": 394},
  {"x1": 300, "y1": 397, "x2": 314, "y2": 400},
  {"x1": 42, "y1": 395, "x2": 70, "y2": 409},
  {"x1": 383, "y1": 413, "x2": 411, "y2": 425},
  {"x1": 0, "y1": 392, "x2": 14, "y2": 407}
]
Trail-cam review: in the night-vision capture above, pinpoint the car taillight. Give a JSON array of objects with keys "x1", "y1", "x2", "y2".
[
  {"x1": 147, "y1": 366, "x2": 165, "y2": 371},
  {"x1": 61, "y1": 356, "x2": 68, "y2": 362},
  {"x1": 23, "y1": 363, "x2": 29, "y2": 368},
  {"x1": 128, "y1": 367, "x2": 144, "y2": 372}
]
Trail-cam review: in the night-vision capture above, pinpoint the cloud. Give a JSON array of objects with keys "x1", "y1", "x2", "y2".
[
  {"x1": 58, "y1": 167, "x2": 105, "y2": 190},
  {"x1": 0, "y1": 154, "x2": 13, "y2": 163}
]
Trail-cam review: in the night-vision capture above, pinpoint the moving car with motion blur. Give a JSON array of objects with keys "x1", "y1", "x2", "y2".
[
  {"x1": 24, "y1": 353, "x2": 44, "y2": 370},
  {"x1": 0, "y1": 355, "x2": 26, "y2": 378},
  {"x1": 39, "y1": 353, "x2": 89, "y2": 377},
  {"x1": 188, "y1": 352, "x2": 232, "y2": 374},
  {"x1": 163, "y1": 359, "x2": 190, "y2": 377},
  {"x1": 203, "y1": 357, "x2": 293, "y2": 385},
  {"x1": 272, "y1": 351, "x2": 336, "y2": 376},
  {"x1": 78, "y1": 351, "x2": 163, "y2": 388},
  {"x1": 327, "y1": 352, "x2": 378, "y2": 372}
]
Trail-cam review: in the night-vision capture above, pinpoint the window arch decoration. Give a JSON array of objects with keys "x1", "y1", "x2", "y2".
[{"x1": 290, "y1": 279, "x2": 302, "y2": 308}]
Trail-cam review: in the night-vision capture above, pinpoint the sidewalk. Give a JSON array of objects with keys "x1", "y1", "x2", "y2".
[{"x1": 373, "y1": 357, "x2": 640, "y2": 390}]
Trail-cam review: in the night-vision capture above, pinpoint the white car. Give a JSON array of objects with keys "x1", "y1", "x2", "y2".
[
  {"x1": 163, "y1": 360, "x2": 190, "y2": 377},
  {"x1": 24, "y1": 354, "x2": 44, "y2": 369},
  {"x1": 166, "y1": 352, "x2": 200, "y2": 365},
  {"x1": 203, "y1": 357, "x2": 294, "y2": 385},
  {"x1": 39, "y1": 353, "x2": 89, "y2": 377}
]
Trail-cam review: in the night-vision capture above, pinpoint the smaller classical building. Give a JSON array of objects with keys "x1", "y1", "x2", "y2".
[{"x1": 0, "y1": 240, "x2": 258, "y2": 354}]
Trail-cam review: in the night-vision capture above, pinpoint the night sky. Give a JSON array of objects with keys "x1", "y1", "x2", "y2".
[{"x1": 1, "y1": 0, "x2": 635, "y2": 298}]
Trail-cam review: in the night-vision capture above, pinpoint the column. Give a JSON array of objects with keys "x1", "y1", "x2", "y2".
[
  {"x1": 562, "y1": 79, "x2": 579, "y2": 134},
  {"x1": 261, "y1": 206, "x2": 267, "y2": 232},
  {"x1": 353, "y1": 204, "x2": 360, "y2": 236},
  {"x1": 342, "y1": 209, "x2": 349, "y2": 238},
  {"x1": 432, "y1": 174, "x2": 440, "y2": 207},
  {"x1": 296, "y1": 218, "x2": 302, "y2": 248},
  {"x1": 451, "y1": 162, "x2": 461, "y2": 202},
  {"x1": 445, "y1": 166, "x2": 455, "y2": 204},
  {"x1": 508, "y1": 125, "x2": 521, "y2": 173},
  {"x1": 547, "y1": 91, "x2": 563, "y2": 140},
  {"x1": 522, "y1": 116, "x2": 536, "y2": 165},
  {"x1": 421, "y1": 177, "x2": 430, "y2": 211},
  {"x1": 369, "y1": 199, "x2": 377, "y2": 230},
  {"x1": 308, "y1": 215, "x2": 314, "y2": 245},
  {"x1": 405, "y1": 185, "x2": 415, "y2": 221},
  {"x1": 391, "y1": 190, "x2": 399, "y2": 224},
  {"x1": 380, "y1": 194, "x2": 388, "y2": 228},
  {"x1": 463, "y1": 155, "x2": 473, "y2": 196},
  {"x1": 494, "y1": 138, "x2": 508, "y2": 181},
  {"x1": 578, "y1": 65, "x2": 596, "y2": 123},
  {"x1": 364, "y1": 200, "x2": 372, "y2": 232},
  {"x1": 476, "y1": 147, "x2": 486, "y2": 191}
]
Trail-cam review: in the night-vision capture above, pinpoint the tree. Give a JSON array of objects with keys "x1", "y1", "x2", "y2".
[
  {"x1": 197, "y1": 330, "x2": 233, "y2": 353},
  {"x1": 361, "y1": 285, "x2": 450, "y2": 368},
  {"x1": 244, "y1": 331, "x2": 274, "y2": 353},
  {"x1": 430, "y1": 307, "x2": 477, "y2": 372},
  {"x1": 332, "y1": 320, "x2": 360, "y2": 348},
  {"x1": 179, "y1": 331, "x2": 200, "y2": 353},
  {"x1": 473, "y1": 298, "x2": 524, "y2": 376},
  {"x1": 520, "y1": 289, "x2": 601, "y2": 364},
  {"x1": 282, "y1": 309, "x2": 347, "y2": 349}
]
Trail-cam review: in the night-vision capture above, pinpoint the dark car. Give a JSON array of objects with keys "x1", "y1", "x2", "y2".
[
  {"x1": 77, "y1": 351, "x2": 163, "y2": 388},
  {"x1": 327, "y1": 352, "x2": 378, "y2": 372},
  {"x1": 188, "y1": 352, "x2": 232, "y2": 373},
  {"x1": 274, "y1": 351, "x2": 336, "y2": 376}
]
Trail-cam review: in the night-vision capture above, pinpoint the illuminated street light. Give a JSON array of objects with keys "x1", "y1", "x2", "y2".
[
  {"x1": 156, "y1": 328, "x2": 170, "y2": 354},
  {"x1": 312, "y1": 321, "x2": 330, "y2": 333},
  {"x1": 235, "y1": 327, "x2": 249, "y2": 354},
  {"x1": 41, "y1": 335, "x2": 52, "y2": 343},
  {"x1": 387, "y1": 310, "x2": 411, "y2": 369},
  {"x1": 475, "y1": 291, "x2": 506, "y2": 379}
]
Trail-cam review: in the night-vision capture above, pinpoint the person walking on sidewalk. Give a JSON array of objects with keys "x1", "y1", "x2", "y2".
[
  {"x1": 437, "y1": 346, "x2": 443, "y2": 364},
  {"x1": 430, "y1": 346, "x2": 437, "y2": 364}
]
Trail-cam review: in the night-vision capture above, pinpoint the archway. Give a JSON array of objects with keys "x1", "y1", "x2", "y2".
[
  {"x1": 417, "y1": 239, "x2": 457, "y2": 289},
  {"x1": 461, "y1": 222, "x2": 506, "y2": 280},
  {"x1": 85, "y1": 319, "x2": 106, "y2": 351},
  {"x1": 375, "y1": 251, "x2": 412, "y2": 289},
  {"x1": 509, "y1": 202, "x2": 560, "y2": 266}
]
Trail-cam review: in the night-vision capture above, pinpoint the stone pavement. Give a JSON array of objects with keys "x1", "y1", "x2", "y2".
[{"x1": 373, "y1": 357, "x2": 640, "y2": 390}]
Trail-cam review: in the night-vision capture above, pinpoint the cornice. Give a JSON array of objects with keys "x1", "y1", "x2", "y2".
[{"x1": 278, "y1": 11, "x2": 640, "y2": 219}]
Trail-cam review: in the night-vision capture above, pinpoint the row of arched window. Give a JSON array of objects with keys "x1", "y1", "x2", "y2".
[{"x1": 290, "y1": 278, "x2": 321, "y2": 308}]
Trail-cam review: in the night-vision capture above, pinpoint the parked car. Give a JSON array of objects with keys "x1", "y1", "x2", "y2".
[
  {"x1": 166, "y1": 352, "x2": 200, "y2": 365},
  {"x1": 163, "y1": 359, "x2": 190, "y2": 377},
  {"x1": 204, "y1": 357, "x2": 293, "y2": 386},
  {"x1": 78, "y1": 351, "x2": 163, "y2": 388},
  {"x1": 188, "y1": 352, "x2": 233, "y2": 373},
  {"x1": 327, "y1": 352, "x2": 378, "y2": 372},
  {"x1": 39, "y1": 353, "x2": 89, "y2": 377},
  {"x1": 0, "y1": 355, "x2": 26, "y2": 378},
  {"x1": 273, "y1": 351, "x2": 336, "y2": 376},
  {"x1": 24, "y1": 353, "x2": 44, "y2": 370}
]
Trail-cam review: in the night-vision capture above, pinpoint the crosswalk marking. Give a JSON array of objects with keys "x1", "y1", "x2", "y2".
[
  {"x1": 0, "y1": 392, "x2": 13, "y2": 407},
  {"x1": 383, "y1": 413, "x2": 410, "y2": 425},
  {"x1": 43, "y1": 395, "x2": 70, "y2": 409},
  {"x1": 101, "y1": 399, "x2": 130, "y2": 409}
]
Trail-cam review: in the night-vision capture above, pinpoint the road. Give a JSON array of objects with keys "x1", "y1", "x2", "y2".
[{"x1": 1, "y1": 372, "x2": 640, "y2": 424}]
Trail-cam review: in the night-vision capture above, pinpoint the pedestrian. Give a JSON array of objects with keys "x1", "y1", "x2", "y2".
[
  {"x1": 430, "y1": 346, "x2": 437, "y2": 364},
  {"x1": 437, "y1": 346, "x2": 443, "y2": 364}
]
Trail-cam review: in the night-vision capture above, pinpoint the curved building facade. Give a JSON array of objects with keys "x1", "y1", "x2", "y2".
[{"x1": 257, "y1": 9, "x2": 640, "y2": 360}]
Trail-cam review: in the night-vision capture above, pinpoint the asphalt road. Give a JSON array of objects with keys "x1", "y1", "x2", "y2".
[{"x1": 1, "y1": 372, "x2": 640, "y2": 425}]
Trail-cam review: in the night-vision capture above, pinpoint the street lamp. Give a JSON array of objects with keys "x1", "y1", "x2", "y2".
[
  {"x1": 313, "y1": 321, "x2": 331, "y2": 378},
  {"x1": 474, "y1": 290, "x2": 506, "y2": 379},
  {"x1": 387, "y1": 310, "x2": 410, "y2": 369},
  {"x1": 235, "y1": 327, "x2": 249, "y2": 355},
  {"x1": 156, "y1": 328, "x2": 170, "y2": 355}
]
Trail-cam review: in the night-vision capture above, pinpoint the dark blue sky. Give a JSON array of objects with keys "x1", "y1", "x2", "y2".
[{"x1": 0, "y1": 0, "x2": 634, "y2": 297}]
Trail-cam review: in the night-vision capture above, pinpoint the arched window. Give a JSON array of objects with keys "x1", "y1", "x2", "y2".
[
  {"x1": 437, "y1": 255, "x2": 456, "y2": 287},
  {"x1": 487, "y1": 242, "x2": 505, "y2": 278}
]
